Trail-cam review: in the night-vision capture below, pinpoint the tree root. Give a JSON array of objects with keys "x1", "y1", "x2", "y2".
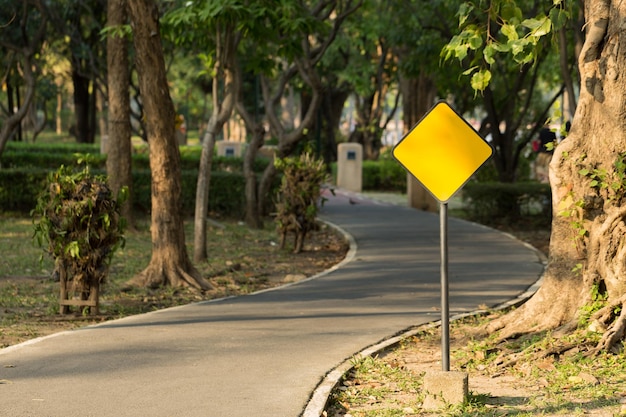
[
  {"x1": 591, "y1": 299, "x2": 626, "y2": 354},
  {"x1": 126, "y1": 260, "x2": 213, "y2": 292},
  {"x1": 495, "y1": 339, "x2": 583, "y2": 370}
]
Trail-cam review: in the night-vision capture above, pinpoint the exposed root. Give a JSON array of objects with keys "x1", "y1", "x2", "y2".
[
  {"x1": 495, "y1": 338, "x2": 584, "y2": 370},
  {"x1": 125, "y1": 260, "x2": 213, "y2": 292},
  {"x1": 591, "y1": 299, "x2": 626, "y2": 354}
]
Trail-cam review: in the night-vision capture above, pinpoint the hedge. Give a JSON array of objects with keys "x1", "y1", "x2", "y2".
[
  {"x1": 0, "y1": 168, "x2": 254, "y2": 218},
  {"x1": 0, "y1": 145, "x2": 271, "y2": 173},
  {"x1": 461, "y1": 181, "x2": 551, "y2": 226},
  {"x1": 330, "y1": 159, "x2": 407, "y2": 192}
]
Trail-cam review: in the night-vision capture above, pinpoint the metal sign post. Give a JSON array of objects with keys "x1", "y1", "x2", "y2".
[
  {"x1": 392, "y1": 101, "x2": 492, "y2": 372},
  {"x1": 440, "y1": 202, "x2": 449, "y2": 371}
]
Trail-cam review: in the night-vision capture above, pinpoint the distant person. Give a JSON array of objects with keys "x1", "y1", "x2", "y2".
[{"x1": 533, "y1": 125, "x2": 556, "y2": 183}]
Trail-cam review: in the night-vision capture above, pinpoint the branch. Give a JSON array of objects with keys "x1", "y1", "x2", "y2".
[{"x1": 579, "y1": 0, "x2": 609, "y2": 64}]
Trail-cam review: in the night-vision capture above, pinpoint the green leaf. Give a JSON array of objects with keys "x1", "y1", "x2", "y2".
[
  {"x1": 521, "y1": 17, "x2": 543, "y2": 31},
  {"x1": 458, "y1": 2, "x2": 473, "y2": 27},
  {"x1": 483, "y1": 43, "x2": 496, "y2": 65},
  {"x1": 501, "y1": 24, "x2": 518, "y2": 41},
  {"x1": 468, "y1": 32, "x2": 483, "y2": 50},
  {"x1": 522, "y1": 16, "x2": 552, "y2": 37},
  {"x1": 549, "y1": 7, "x2": 569, "y2": 30},
  {"x1": 500, "y1": 3, "x2": 522, "y2": 23},
  {"x1": 470, "y1": 68, "x2": 491, "y2": 92},
  {"x1": 509, "y1": 38, "x2": 528, "y2": 56},
  {"x1": 490, "y1": 41, "x2": 510, "y2": 52},
  {"x1": 578, "y1": 168, "x2": 590, "y2": 176},
  {"x1": 462, "y1": 66, "x2": 478, "y2": 76},
  {"x1": 66, "y1": 241, "x2": 80, "y2": 258}
]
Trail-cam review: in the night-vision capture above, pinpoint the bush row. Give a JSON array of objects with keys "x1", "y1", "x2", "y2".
[
  {"x1": 461, "y1": 181, "x2": 551, "y2": 227},
  {"x1": 0, "y1": 168, "x2": 256, "y2": 218},
  {"x1": 330, "y1": 159, "x2": 407, "y2": 192},
  {"x1": 0, "y1": 145, "x2": 271, "y2": 173}
]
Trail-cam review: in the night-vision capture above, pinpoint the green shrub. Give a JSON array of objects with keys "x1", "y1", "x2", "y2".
[
  {"x1": 122, "y1": 169, "x2": 249, "y2": 217},
  {"x1": 471, "y1": 156, "x2": 533, "y2": 182},
  {"x1": 0, "y1": 168, "x2": 49, "y2": 212},
  {"x1": 330, "y1": 159, "x2": 406, "y2": 192},
  {"x1": 462, "y1": 181, "x2": 551, "y2": 226},
  {"x1": 274, "y1": 153, "x2": 330, "y2": 253},
  {"x1": 32, "y1": 161, "x2": 125, "y2": 314},
  {"x1": 1, "y1": 150, "x2": 107, "y2": 169}
]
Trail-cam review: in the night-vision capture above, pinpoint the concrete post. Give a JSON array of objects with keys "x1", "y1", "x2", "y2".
[
  {"x1": 337, "y1": 143, "x2": 362, "y2": 192},
  {"x1": 422, "y1": 370, "x2": 468, "y2": 410},
  {"x1": 217, "y1": 141, "x2": 244, "y2": 157}
]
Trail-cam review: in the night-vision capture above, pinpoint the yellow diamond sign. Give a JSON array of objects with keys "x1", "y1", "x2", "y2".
[{"x1": 392, "y1": 101, "x2": 492, "y2": 202}]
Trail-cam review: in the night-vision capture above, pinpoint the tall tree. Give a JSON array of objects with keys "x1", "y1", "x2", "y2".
[
  {"x1": 105, "y1": 0, "x2": 133, "y2": 227},
  {"x1": 126, "y1": 0, "x2": 211, "y2": 290},
  {"x1": 390, "y1": 0, "x2": 474, "y2": 210},
  {"x1": 192, "y1": 26, "x2": 238, "y2": 262},
  {"x1": 254, "y1": 0, "x2": 362, "y2": 218},
  {"x1": 51, "y1": 0, "x2": 108, "y2": 143},
  {"x1": 450, "y1": 0, "x2": 626, "y2": 354},
  {"x1": 0, "y1": 0, "x2": 48, "y2": 156},
  {"x1": 163, "y1": 1, "x2": 241, "y2": 262},
  {"x1": 340, "y1": 0, "x2": 400, "y2": 160}
]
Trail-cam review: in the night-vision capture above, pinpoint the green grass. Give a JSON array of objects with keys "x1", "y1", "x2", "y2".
[
  {"x1": 0, "y1": 211, "x2": 345, "y2": 347},
  {"x1": 325, "y1": 315, "x2": 626, "y2": 416}
]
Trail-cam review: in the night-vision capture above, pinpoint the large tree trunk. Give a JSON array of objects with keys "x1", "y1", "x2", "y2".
[
  {"x1": 127, "y1": 0, "x2": 210, "y2": 291},
  {"x1": 106, "y1": 0, "x2": 133, "y2": 227},
  {"x1": 488, "y1": 0, "x2": 626, "y2": 353},
  {"x1": 399, "y1": 70, "x2": 438, "y2": 212},
  {"x1": 322, "y1": 89, "x2": 349, "y2": 164}
]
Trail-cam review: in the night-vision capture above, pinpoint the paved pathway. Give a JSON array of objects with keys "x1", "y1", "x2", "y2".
[{"x1": 0, "y1": 190, "x2": 544, "y2": 417}]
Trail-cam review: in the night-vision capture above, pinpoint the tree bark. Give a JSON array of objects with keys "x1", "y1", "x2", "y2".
[
  {"x1": 127, "y1": 0, "x2": 210, "y2": 291},
  {"x1": 192, "y1": 26, "x2": 238, "y2": 263},
  {"x1": 488, "y1": 0, "x2": 626, "y2": 353},
  {"x1": 236, "y1": 98, "x2": 265, "y2": 229},
  {"x1": 72, "y1": 69, "x2": 92, "y2": 143},
  {"x1": 106, "y1": 0, "x2": 133, "y2": 227},
  {"x1": 399, "y1": 70, "x2": 438, "y2": 212}
]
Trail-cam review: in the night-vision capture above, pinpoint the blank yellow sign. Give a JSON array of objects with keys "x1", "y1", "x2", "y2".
[{"x1": 392, "y1": 101, "x2": 492, "y2": 202}]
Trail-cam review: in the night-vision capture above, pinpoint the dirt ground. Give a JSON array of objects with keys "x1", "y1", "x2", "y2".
[
  {"x1": 324, "y1": 228, "x2": 626, "y2": 417},
  {"x1": 325, "y1": 321, "x2": 626, "y2": 417}
]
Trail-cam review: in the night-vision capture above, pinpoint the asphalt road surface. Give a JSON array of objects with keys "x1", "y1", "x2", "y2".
[{"x1": 0, "y1": 190, "x2": 544, "y2": 417}]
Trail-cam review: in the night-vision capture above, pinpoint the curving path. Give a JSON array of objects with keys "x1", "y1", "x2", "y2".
[{"x1": 0, "y1": 190, "x2": 544, "y2": 417}]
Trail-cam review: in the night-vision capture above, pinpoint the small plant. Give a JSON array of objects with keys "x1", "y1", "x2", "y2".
[
  {"x1": 274, "y1": 152, "x2": 331, "y2": 253},
  {"x1": 32, "y1": 156, "x2": 126, "y2": 314}
]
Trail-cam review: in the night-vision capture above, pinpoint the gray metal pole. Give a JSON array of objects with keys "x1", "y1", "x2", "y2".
[{"x1": 440, "y1": 201, "x2": 450, "y2": 371}]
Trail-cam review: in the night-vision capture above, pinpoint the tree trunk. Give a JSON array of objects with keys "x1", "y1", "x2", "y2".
[
  {"x1": 192, "y1": 26, "x2": 237, "y2": 263},
  {"x1": 237, "y1": 98, "x2": 265, "y2": 229},
  {"x1": 127, "y1": 0, "x2": 210, "y2": 291},
  {"x1": 399, "y1": 70, "x2": 438, "y2": 212},
  {"x1": 106, "y1": 0, "x2": 133, "y2": 227},
  {"x1": 488, "y1": 0, "x2": 626, "y2": 353},
  {"x1": 72, "y1": 69, "x2": 92, "y2": 143},
  {"x1": 0, "y1": 58, "x2": 37, "y2": 156},
  {"x1": 193, "y1": 124, "x2": 218, "y2": 262}
]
